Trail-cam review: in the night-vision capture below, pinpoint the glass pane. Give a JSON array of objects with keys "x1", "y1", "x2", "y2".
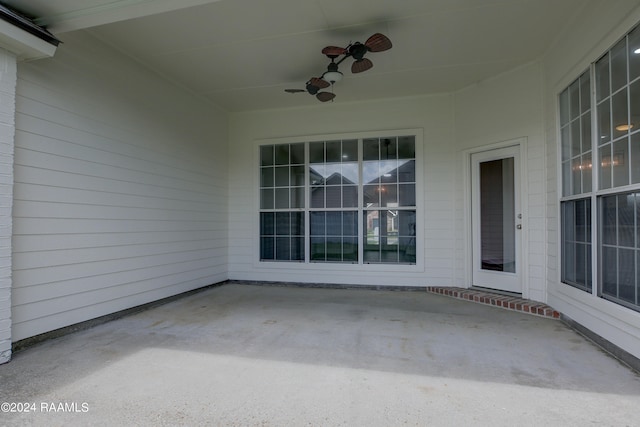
[
  {"x1": 276, "y1": 237, "x2": 290, "y2": 260},
  {"x1": 364, "y1": 211, "x2": 381, "y2": 262},
  {"x1": 291, "y1": 237, "x2": 304, "y2": 261},
  {"x1": 612, "y1": 90, "x2": 629, "y2": 140},
  {"x1": 575, "y1": 199, "x2": 587, "y2": 242},
  {"x1": 363, "y1": 162, "x2": 379, "y2": 184},
  {"x1": 260, "y1": 212, "x2": 275, "y2": 235},
  {"x1": 290, "y1": 187, "x2": 304, "y2": 209},
  {"x1": 363, "y1": 184, "x2": 379, "y2": 206},
  {"x1": 612, "y1": 138, "x2": 629, "y2": 187},
  {"x1": 380, "y1": 184, "x2": 398, "y2": 207},
  {"x1": 310, "y1": 212, "x2": 325, "y2": 235},
  {"x1": 291, "y1": 212, "x2": 304, "y2": 235},
  {"x1": 630, "y1": 80, "x2": 640, "y2": 134},
  {"x1": 595, "y1": 53, "x2": 610, "y2": 103},
  {"x1": 380, "y1": 138, "x2": 397, "y2": 160},
  {"x1": 602, "y1": 246, "x2": 617, "y2": 297},
  {"x1": 363, "y1": 138, "x2": 379, "y2": 161},
  {"x1": 275, "y1": 166, "x2": 289, "y2": 186},
  {"x1": 261, "y1": 167, "x2": 274, "y2": 187},
  {"x1": 602, "y1": 195, "x2": 617, "y2": 245},
  {"x1": 326, "y1": 186, "x2": 341, "y2": 208},
  {"x1": 343, "y1": 185, "x2": 358, "y2": 207},
  {"x1": 310, "y1": 187, "x2": 324, "y2": 208},
  {"x1": 630, "y1": 25, "x2": 640, "y2": 81},
  {"x1": 290, "y1": 143, "x2": 304, "y2": 164},
  {"x1": 619, "y1": 249, "x2": 636, "y2": 304},
  {"x1": 260, "y1": 145, "x2": 274, "y2": 166},
  {"x1": 326, "y1": 212, "x2": 342, "y2": 235},
  {"x1": 399, "y1": 184, "x2": 416, "y2": 207},
  {"x1": 611, "y1": 38, "x2": 628, "y2": 93},
  {"x1": 275, "y1": 188, "x2": 289, "y2": 209},
  {"x1": 571, "y1": 120, "x2": 581, "y2": 157},
  {"x1": 582, "y1": 152, "x2": 593, "y2": 193},
  {"x1": 326, "y1": 236, "x2": 342, "y2": 261},
  {"x1": 309, "y1": 141, "x2": 324, "y2": 164},
  {"x1": 559, "y1": 89, "x2": 570, "y2": 126},
  {"x1": 632, "y1": 133, "x2": 640, "y2": 183},
  {"x1": 343, "y1": 211, "x2": 357, "y2": 235},
  {"x1": 562, "y1": 161, "x2": 571, "y2": 197},
  {"x1": 563, "y1": 241, "x2": 576, "y2": 283},
  {"x1": 343, "y1": 237, "x2": 358, "y2": 262},
  {"x1": 309, "y1": 165, "x2": 325, "y2": 185},
  {"x1": 310, "y1": 237, "x2": 325, "y2": 261},
  {"x1": 618, "y1": 194, "x2": 635, "y2": 248},
  {"x1": 261, "y1": 189, "x2": 274, "y2": 209},
  {"x1": 599, "y1": 144, "x2": 612, "y2": 189},
  {"x1": 276, "y1": 212, "x2": 290, "y2": 235},
  {"x1": 571, "y1": 157, "x2": 582, "y2": 194},
  {"x1": 597, "y1": 99, "x2": 611, "y2": 144},
  {"x1": 275, "y1": 145, "x2": 289, "y2": 165},
  {"x1": 575, "y1": 243, "x2": 586, "y2": 285},
  {"x1": 261, "y1": 237, "x2": 274, "y2": 260},
  {"x1": 398, "y1": 136, "x2": 415, "y2": 159},
  {"x1": 398, "y1": 160, "x2": 415, "y2": 182},
  {"x1": 342, "y1": 140, "x2": 357, "y2": 162},
  {"x1": 480, "y1": 158, "x2": 515, "y2": 273},
  {"x1": 580, "y1": 71, "x2": 591, "y2": 113},
  {"x1": 569, "y1": 80, "x2": 580, "y2": 120},
  {"x1": 290, "y1": 166, "x2": 304, "y2": 186},
  {"x1": 326, "y1": 140, "x2": 341, "y2": 162},
  {"x1": 341, "y1": 163, "x2": 358, "y2": 184},
  {"x1": 581, "y1": 113, "x2": 591, "y2": 154},
  {"x1": 561, "y1": 125, "x2": 571, "y2": 160}
]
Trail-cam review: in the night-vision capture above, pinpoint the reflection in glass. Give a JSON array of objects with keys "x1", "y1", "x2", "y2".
[
  {"x1": 598, "y1": 99, "x2": 611, "y2": 144},
  {"x1": 479, "y1": 158, "x2": 515, "y2": 273},
  {"x1": 363, "y1": 210, "x2": 416, "y2": 264},
  {"x1": 599, "y1": 144, "x2": 612, "y2": 189},
  {"x1": 610, "y1": 38, "x2": 628, "y2": 93},
  {"x1": 596, "y1": 53, "x2": 610, "y2": 102},
  {"x1": 612, "y1": 138, "x2": 629, "y2": 187},
  {"x1": 612, "y1": 90, "x2": 629, "y2": 140}
]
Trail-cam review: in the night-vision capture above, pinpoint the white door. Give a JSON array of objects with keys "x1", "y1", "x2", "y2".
[{"x1": 471, "y1": 146, "x2": 522, "y2": 293}]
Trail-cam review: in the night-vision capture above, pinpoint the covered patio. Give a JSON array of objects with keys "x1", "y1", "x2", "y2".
[{"x1": 1, "y1": 283, "x2": 638, "y2": 425}]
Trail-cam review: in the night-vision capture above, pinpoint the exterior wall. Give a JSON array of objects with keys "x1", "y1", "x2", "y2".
[
  {"x1": 453, "y1": 62, "x2": 547, "y2": 300},
  {"x1": 11, "y1": 31, "x2": 228, "y2": 341},
  {"x1": 0, "y1": 48, "x2": 16, "y2": 363},
  {"x1": 228, "y1": 68, "x2": 547, "y2": 294},
  {"x1": 543, "y1": 0, "x2": 640, "y2": 358},
  {"x1": 228, "y1": 95, "x2": 457, "y2": 287}
]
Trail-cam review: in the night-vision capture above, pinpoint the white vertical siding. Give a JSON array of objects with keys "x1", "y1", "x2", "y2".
[
  {"x1": 0, "y1": 48, "x2": 16, "y2": 363},
  {"x1": 11, "y1": 32, "x2": 228, "y2": 341}
]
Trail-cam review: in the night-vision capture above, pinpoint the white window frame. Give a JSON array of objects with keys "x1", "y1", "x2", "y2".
[{"x1": 253, "y1": 129, "x2": 424, "y2": 273}]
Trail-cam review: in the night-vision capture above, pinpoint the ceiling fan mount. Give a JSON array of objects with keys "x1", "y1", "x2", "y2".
[{"x1": 285, "y1": 33, "x2": 392, "y2": 103}]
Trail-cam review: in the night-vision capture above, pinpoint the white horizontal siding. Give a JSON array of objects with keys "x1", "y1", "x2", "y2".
[
  {"x1": 228, "y1": 95, "x2": 457, "y2": 287},
  {"x1": 0, "y1": 48, "x2": 16, "y2": 363},
  {"x1": 11, "y1": 32, "x2": 228, "y2": 341}
]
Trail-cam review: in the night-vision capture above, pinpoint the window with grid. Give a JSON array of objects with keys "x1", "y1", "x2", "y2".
[
  {"x1": 559, "y1": 22, "x2": 640, "y2": 310},
  {"x1": 560, "y1": 70, "x2": 593, "y2": 292},
  {"x1": 259, "y1": 135, "x2": 417, "y2": 265}
]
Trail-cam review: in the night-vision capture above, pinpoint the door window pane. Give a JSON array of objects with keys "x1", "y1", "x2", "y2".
[{"x1": 479, "y1": 158, "x2": 515, "y2": 273}]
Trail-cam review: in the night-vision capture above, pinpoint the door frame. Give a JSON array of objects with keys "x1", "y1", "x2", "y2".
[{"x1": 463, "y1": 138, "x2": 529, "y2": 298}]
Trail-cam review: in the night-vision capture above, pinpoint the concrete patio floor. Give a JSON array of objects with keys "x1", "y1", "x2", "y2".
[{"x1": 1, "y1": 283, "x2": 639, "y2": 426}]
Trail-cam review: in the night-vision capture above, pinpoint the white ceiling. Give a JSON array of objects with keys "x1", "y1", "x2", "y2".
[{"x1": 7, "y1": 0, "x2": 590, "y2": 112}]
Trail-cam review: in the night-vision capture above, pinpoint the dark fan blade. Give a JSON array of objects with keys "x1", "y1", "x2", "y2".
[
  {"x1": 322, "y1": 46, "x2": 347, "y2": 56},
  {"x1": 365, "y1": 33, "x2": 392, "y2": 52},
  {"x1": 316, "y1": 92, "x2": 335, "y2": 102},
  {"x1": 285, "y1": 89, "x2": 305, "y2": 93},
  {"x1": 309, "y1": 77, "x2": 330, "y2": 89},
  {"x1": 351, "y1": 58, "x2": 373, "y2": 73}
]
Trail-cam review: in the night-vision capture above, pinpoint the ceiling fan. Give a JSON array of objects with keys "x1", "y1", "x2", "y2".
[{"x1": 285, "y1": 33, "x2": 392, "y2": 103}]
